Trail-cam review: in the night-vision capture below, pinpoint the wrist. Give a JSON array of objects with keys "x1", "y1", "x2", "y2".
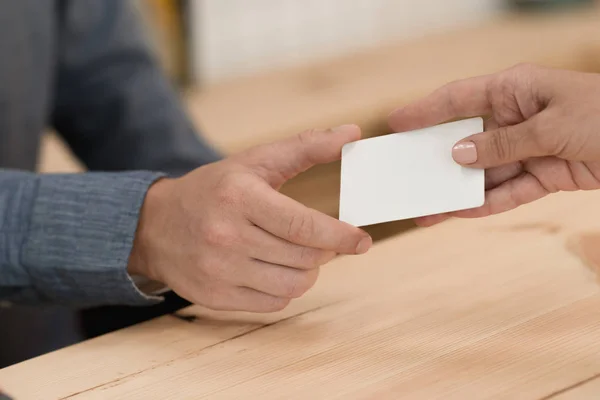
[{"x1": 127, "y1": 177, "x2": 174, "y2": 282}]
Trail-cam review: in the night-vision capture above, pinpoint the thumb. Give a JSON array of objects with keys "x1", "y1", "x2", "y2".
[
  {"x1": 240, "y1": 124, "x2": 361, "y2": 187},
  {"x1": 452, "y1": 119, "x2": 544, "y2": 168}
]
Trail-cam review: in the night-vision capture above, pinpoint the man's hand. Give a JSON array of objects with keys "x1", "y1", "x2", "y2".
[
  {"x1": 128, "y1": 125, "x2": 372, "y2": 312},
  {"x1": 388, "y1": 64, "x2": 600, "y2": 227}
]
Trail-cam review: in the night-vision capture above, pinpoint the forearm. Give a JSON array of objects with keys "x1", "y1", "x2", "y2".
[{"x1": 0, "y1": 170, "x2": 164, "y2": 307}]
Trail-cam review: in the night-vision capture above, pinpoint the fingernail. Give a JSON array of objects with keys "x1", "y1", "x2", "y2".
[
  {"x1": 355, "y1": 236, "x2": 372, "y2": 254},
  {"x1": 452, "y1": 141, "x2": 478, "y2": 165}
]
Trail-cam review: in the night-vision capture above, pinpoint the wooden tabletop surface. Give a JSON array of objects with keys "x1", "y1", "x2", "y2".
[
  {"x1": 16, "y1": 6, "x2": 600, "y2": 399},
  {"x1": 2, "y1": 190, "x2": 600, "y2": 399}
]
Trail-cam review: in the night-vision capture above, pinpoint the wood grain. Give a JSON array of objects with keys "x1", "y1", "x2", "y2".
[
  {"x1": 550, "y1": 376, "x2": 600, "y2": 399},
  {"x1": 19, "y1": 10, "x2": 600, "y2": 398},
  {"x1": 3, "y1": 190, "x2": 600, "y2": 399}
]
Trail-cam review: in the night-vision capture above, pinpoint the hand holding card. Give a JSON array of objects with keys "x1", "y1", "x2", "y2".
[{"x1": 339, "y1": 118, "x2": 484, "y2": 227}]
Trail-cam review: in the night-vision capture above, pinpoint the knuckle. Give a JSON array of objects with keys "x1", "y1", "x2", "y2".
[
  {"x1": 507, "y1": 63, "x2": 541, "y2": 91},
  {"x1": 283, "y1": 269, "x2": 319, "y2": 298},
  {"x1": 530, "y1": 117, "x2": 559, "y2": 155},
  {"x1": 488, "y1": 74, "x2": 511, "y2": 106},
  {"x1": 492, "y1": 72, "x2": 511, "y2": 94},
  {"x1": 214, "y1": 173, "x2": 244, "y2": 208},
  {"x1": 202, "y1": 224, "x2": 237, "y2": 248},
  {"x1": 440, "y1": 83, "x2": 459, "y2": 114},
  {"x1": 265, "y1": 297, "x2": 291, "y2": 312},
  {"x1": 301, "y1": 249, "x2": 336, "y2": 269},
  {"x1": 287, "y1": 213, "x2": 315, "y2": 244},
  {"x1": 198, "y1": 285, "x2": 229, "y2": 311},
  {"x1": 297, "y1": 128, "x2": 319, "y2": 146},
  {"x1": 281, "y1": 273, "x2": 300, "y2": 298},
  {"x1": 489, "y1": 127, "x2": 513, "y2": 161},
  {"x1": 297, "y1": 247, "x2": 324, "y2": 269}
]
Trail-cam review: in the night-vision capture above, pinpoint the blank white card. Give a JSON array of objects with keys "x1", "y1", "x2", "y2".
[{"x1": 339, "y1": 118, "x2": 484, "y2": 227}]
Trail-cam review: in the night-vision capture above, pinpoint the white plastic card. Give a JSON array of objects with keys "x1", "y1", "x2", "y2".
[{"x1": 339, "y1": 117, "x2": 485, "y2": 227}]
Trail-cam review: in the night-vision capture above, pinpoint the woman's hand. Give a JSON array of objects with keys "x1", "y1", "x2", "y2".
[{"x1": 388, "y1": 64, "x2": 600, "y2": 226}]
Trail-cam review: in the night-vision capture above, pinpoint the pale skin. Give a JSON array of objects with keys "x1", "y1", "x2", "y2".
[
  {"x1": 128, "y1": 124, "x2": 372, "y2": 313},
  {"x1": 388, "y1": 63, "x2": 600, "y2": 227}
]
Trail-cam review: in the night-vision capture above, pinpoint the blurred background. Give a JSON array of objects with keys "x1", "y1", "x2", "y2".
[{"x1": 42, "y1": 0, "x2": 600, "y2": 241}]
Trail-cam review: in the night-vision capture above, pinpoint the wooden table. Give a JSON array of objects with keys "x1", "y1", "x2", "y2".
[{"x1": 3, "y1": 190, "x2": 600, "y2": 399}]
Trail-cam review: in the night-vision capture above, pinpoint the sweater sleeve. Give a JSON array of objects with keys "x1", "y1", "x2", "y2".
[{"x1": 0, "y1": 169, "x2": 165, "y2": 307}]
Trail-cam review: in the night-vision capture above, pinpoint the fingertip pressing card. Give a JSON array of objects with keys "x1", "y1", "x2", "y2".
[{"x1": 339, "y1": 117, "x2": 484, "y2": 227}]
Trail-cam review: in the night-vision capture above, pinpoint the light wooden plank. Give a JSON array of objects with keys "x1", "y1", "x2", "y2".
[
  {"x1": 2, "y1": 190, "x2": 600, "y2": 399},
  {"x1": 0, "y1": 296, "x2": 335, "y2": 399},
  {"x1": 551, "y1": 376, "x2": 600, "y2": 399},
  {"x1": 22, "y1": 9, "x2": 600, "y2": 399}
]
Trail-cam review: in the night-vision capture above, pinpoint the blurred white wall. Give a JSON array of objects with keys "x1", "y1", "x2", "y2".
[{"x1": 189, "y1": 0, "x2": 504, "y2": 85}]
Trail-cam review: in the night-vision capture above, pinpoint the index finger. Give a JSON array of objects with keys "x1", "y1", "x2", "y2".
[
  {"x1": 246, "y1": 183, "x2": 372, "y2": 255},
  {"x1": 388, "y1": 74, "x2": 494, "y2": 133}
]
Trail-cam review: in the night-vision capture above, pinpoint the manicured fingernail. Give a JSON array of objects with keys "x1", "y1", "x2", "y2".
[
  {"x1": 452, "y1": 141, "x2": 478, "y2": 165},
  {"x1": 355, "y1": 236, "x2": 372, "y2": 254}
]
